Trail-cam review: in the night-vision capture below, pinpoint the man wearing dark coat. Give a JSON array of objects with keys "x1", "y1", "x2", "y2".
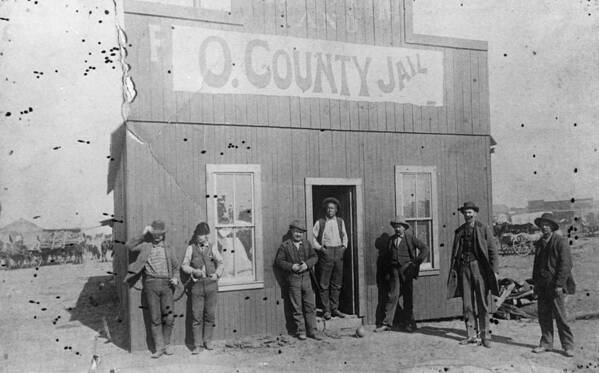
[
  {"x1": 447, "y1": 202, "x2": 499, "y2": 348},
  {"x1": 531, "y1": 212, "x2": 575, "y2": 357},
  {"x1": 375, "y1": 216, "x2": 429, "y2": 333},
  {"x1": 275, "y1": 220, "x2": 323, "y2": 340}
]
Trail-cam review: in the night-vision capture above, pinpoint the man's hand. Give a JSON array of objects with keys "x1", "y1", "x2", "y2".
[
  {"x1": 209, "y1": 273, "x2": 218, "y2": 280},
  {"x1": 555, "y1": 287, "x2": 564, "y2": 296},
  {"x1": 298, "y1": 262, "x2": 308, "y2": 272},
  {"x1": 169, "y1": 278, "x2": 179, "y2": 286},
  {"x1": 192, "y1": 268, "x2": 205, "y2": 278},
  {"x1": 291, "y1": 264, "x2": 300, "y2": 273}
]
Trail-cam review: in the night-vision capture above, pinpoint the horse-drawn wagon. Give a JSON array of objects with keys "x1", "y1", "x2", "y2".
[{"x1": 494, "y1": 222, "x2": 541, "y2": 256}]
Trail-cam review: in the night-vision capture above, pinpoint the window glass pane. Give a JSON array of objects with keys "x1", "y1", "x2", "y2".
[
  {"x1": 235, "y1": 174, "x2": 253, "y2": 225},
  {"x1": 414, "y1": 220, "x2": 432, "y2": 263},
  {"x1": 215, "y1": 174, "x2": 235, "y2": 225},
  {"x1": 216, "y1": 227, "x2": 255, "y2": 283},
  {"x1": 402, "y1": 174, "x2": 417, "y2": 218},
  {"x1": 416, "y1": 173, "x2": 432, "y2": 218}
]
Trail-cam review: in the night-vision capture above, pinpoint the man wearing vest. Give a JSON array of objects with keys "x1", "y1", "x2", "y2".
[
  {"x1": 275, "y1": 220, "x2": 323, "y2": 340},
  {"x1": 531, "y1": 212, "x2": 575, "y2": 357},
  {"x1": 124, "y1": 220, "x2": 180, "y2": 358},
  {"x1": 312, "y1": 197, "x2": 349, "y2": 320},
  {"x1": 447, "y1": 202, "x2": 499, "y2": 348},
  {"x1": 375, "y1": 216, "x2": 429, "y2": 333},
  {"x1": 181, "y1": 222, "x2": 224, "y2": 354}
]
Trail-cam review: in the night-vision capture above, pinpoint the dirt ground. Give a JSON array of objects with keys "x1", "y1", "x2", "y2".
[{"x1": 1, "y1": 237, "x2": 598, "y2": 373}]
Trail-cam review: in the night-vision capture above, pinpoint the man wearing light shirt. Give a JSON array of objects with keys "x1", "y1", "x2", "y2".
[
  {"x1": 181, "y1": 222, "x2": 224, "y2": 354},
  {"x1": 312, "y1": 197, "x2": 349, "y2": 320}
]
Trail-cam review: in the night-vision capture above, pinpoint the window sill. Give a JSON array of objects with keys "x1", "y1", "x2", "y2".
[
  {"x1": 418, "y1": 268, "x2": 440, "y2": 277},
  {"x1": 218, "y1": 281, "x2": 264, "y2": 292}
]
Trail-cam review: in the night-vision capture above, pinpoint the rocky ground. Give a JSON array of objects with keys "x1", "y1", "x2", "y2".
[{"x1": 0, "y1": 237, "x2": 598, "y2": 373}]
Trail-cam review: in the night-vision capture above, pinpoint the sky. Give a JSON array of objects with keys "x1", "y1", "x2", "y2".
[{"x1": 0, "y1": 0, "x2": 598, "y2": 230}]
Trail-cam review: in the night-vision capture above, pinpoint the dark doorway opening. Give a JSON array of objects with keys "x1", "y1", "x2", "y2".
[{"x1": 311, "y1": 185, "x2": 359, "y2": 315}]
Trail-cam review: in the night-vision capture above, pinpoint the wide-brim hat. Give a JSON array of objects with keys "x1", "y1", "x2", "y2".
[
  {"x1": 390, "y1": 216, "x2": 410, "y2": 230},
  {"x1": 149, "y1": 220, "x2": 166, "y2": 235},
  {"x1": 322, "y1": 197, "x2": 340, "y2": 209},
  {"x1": 289, "y1": 220, "x2": 307, "y2": 232},
  {"x1": 458, "y1": 201, "x2": 479, "y2": 213},
  {"x1": 534, "y1": 213, "x2": 559, "y2": 231}
]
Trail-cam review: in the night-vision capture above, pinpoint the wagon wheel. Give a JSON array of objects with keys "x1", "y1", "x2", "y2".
[{"x1": 514, "y1": 234, "x2": 531, "y2": 256}]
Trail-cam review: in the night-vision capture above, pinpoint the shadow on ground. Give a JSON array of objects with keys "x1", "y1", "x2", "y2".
[
  {"x1": 415, "y1": 325, "x2": 537, "y2": 349},
  {"x1": 67, "y1": 275, "x2": 128, "y2": 351}
]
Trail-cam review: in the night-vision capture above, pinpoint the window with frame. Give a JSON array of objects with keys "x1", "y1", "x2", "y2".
[
  {"x1": 395, "y1": 166, "x2": 439, "y2": 272},
  {"x1": 206, "y1": 164, "x2": 263, "y2": 290}
]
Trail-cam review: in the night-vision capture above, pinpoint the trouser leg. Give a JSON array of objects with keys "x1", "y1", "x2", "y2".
[
  {"x1": 317, "y1": 256, "x2": 334, "y2": 313},
  {"x1": 160, "y1": 281, "x2": 175, "y2": 346},
  {"x1": 460, "y1": 264, "x2": 477, "y2": 339},
  {"x1": 190, "y1": 282, "x2": 206, "y2": 347},
  {"x1": 302, "y1": 274, "x2": 317, "y2": 336},
  {"x1": 553, "y1": 291, "x2": 574, "y2": 350},
  {"x1": 203, "y1": 280, "x2": 218, "y2": 343},
  {"x1": 329, "y1": 249, "x2": 344, "y2": 313},
  {"x1": 288, "y1": 277, "x2": 305, "y2": 334},
  {"x1": 144, "y1": 280, "x2": 165, "y2": 352},
  {"x1": 382, "y1": 268, "x2": 400, "y2": 327},
  {"x1": 400, "y1": 277, "x2": 414, "y2": 322},
  {"x1": 537, "y1": 290, "x2": 554, "y2": 348},
  {"x1": 469, "y1": 261, "x2": 490, "y2": 339}
]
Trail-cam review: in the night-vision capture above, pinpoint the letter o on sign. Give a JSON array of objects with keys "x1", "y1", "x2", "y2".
[
  {"x1": 198, "y1": 36, "x2": 232, "y2": 88},
  {"x1": 272, "y1": 49, "x2": 292, "y2": 89}
]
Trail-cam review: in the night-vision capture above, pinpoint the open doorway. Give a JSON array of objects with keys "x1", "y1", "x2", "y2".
[{"x1": 305, "y1": 178, "x2": 365, "y2": 317}]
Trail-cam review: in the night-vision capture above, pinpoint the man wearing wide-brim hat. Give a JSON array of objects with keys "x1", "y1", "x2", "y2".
[
  {"x1": 531, "y1": 212, "x2": 576, "y2": 357},
  {"x1": 312, "y1": 197, "x2": 349, "y2": 320},
  {"x1": 275, "y1": 220, "x2": 323, "y2": 340},
  {"x1": 375, "y1": 216, "x2": 429, "y2": 333},
  {"x1": 123, "y1": 220, "x2": 180, "y2": 358},
  {"x1": 447, "y1": 202, "x2": 499, "y2": 348}
]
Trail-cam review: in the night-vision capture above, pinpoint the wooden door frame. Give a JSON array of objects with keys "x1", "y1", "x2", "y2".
[{"x1": 304, "y1": 177, "x2": 365, "y2": 317}]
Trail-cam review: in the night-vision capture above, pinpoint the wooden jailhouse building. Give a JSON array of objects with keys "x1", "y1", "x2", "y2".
[{"x1": 109, "y1": 0, "x2": 493, "y2": 351}]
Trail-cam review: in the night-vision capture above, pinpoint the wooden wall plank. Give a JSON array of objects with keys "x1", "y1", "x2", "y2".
[
  {"x1": 479, "y1": 52, "x2": 490, "y2": 135},
  {"x1": 463, "y1": 50, "x2": 473, "y2": 134},
  {"x1": 470, "y1": 51, "x2": 480, "y2": 134}
]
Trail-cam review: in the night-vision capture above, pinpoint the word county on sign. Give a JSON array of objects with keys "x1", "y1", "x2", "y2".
[{"x1": 172, "y1": 26, "x2": 444, "y2": 106}]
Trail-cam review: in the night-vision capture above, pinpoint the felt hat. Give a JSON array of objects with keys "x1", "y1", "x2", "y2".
[
  {"x1": 458, "y1": 201, "x2": 480, "y2": 213},
  {"x1": 289, "y1": 220, "x2": 307, "y2": 232},
  {"x1": 193, "y1": 222, "x2": 211, "y2": 236},
  {"x1": 322, "y1": 197, "x2": 340, "y2": 208},
  {"x1": 534, "y1": 212, "x2": 559, "y2": 232},
  {"x1": 149, "y1": 220, "x2": 166, "y2": 235},
  {"x1": 390, "y1": 216, "x2": 410, "y2": 230}
]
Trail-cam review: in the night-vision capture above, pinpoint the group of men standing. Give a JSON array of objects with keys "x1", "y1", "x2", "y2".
[{"x1": 121, "y1": 197, "x2": 576, "y2": 359}]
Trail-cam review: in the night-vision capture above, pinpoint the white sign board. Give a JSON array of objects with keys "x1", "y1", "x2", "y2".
[{"x1": 173, "y1": 26, "x2": 444, "y2": 106}]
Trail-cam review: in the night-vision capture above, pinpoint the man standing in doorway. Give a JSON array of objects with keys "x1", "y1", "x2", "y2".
[
  {"x1": 124, "y1": 220, "x2": 180, "y2": 358},
  {"x1": 375, "y1": 216, "x2": 429, "y2": 333},
  {"x1": 447, "y1": 202, "x2": 499, "y2": 348},
  {"x1": 531, "y1": 212, "x2": 575, "y2": 357},
  {"x1": 312, "y1": 197, "x2": 349, "y2": 320}
]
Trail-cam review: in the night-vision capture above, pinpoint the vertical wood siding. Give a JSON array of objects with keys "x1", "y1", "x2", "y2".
[
  {"x1": 120, "y1": 0, "x2": 492, "y2": 351},
  {"x1": 124, "y1": 0, "x2": 490, "y2": 136},
  {"x1": 124, "y1": 123, "x2": 491, "y2": 349}
]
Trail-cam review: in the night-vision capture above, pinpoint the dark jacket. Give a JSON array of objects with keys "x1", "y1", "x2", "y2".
[
  {"x1": 274, "y1": 239, "x2": 318, "y2": 277},
  {"x1": 380, "y1": 232, "x2": 430, "y2": 280},
  {"x1": 532, "y1": 233, "x2": 575, "y2": 294},
  {"x1": 447, "y1": 220, "x2": 499, "y2": 298},
  {"x1": 124, "y1": 233, "x2": 180, "y2": 287}
]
